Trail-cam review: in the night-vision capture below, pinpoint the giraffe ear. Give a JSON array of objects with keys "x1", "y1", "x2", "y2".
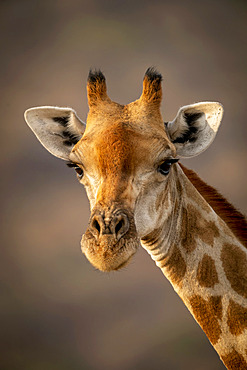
[
  {"x1": 24, "y1": 106, "x2": 86, "y2": 160},
  {"x1": 167, "y1": 102, "x2": 223, "y2": 158}
]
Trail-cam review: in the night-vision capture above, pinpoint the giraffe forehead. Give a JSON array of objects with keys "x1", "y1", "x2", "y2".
[
  {"x1": 86, "y1": 95, "x2": 164, "y2": 129},
  {"x1": 77, "y1": 122, "x2": 173, "y2": 173},
  {"x1": 95, "y1": 126, "x2": 135, "y2": 176}
]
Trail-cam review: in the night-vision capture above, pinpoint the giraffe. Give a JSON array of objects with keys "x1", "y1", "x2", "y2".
[{"x1": 25, "y1": 68, "x2": 247, "y2": 369}]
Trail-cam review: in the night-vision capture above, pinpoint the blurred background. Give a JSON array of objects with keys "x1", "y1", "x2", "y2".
[{"x1": 1, "y1": 0, "x2": 246, "y2": 369}]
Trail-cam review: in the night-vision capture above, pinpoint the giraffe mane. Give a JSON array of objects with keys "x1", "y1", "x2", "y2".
[{"x1": 179, "y1": 163, "x2": 247, "y2": 249}]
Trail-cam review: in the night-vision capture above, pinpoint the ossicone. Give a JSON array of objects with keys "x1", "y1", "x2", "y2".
[
  {"x1": 87, "y1": 69, "x2": 110, "y2": 107},
  {"x1": 140, "y1": 67, "x2": 163, "y2": 106}
]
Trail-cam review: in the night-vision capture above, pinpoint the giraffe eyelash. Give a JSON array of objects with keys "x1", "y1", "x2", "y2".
[{"x1": 66, "y1": 161, "x2": 79, "y2": 168}]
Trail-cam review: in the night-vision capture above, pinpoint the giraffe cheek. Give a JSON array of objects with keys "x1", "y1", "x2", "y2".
[{"x1": 134, "y1": 206, "x2": 157, "y2": 238}]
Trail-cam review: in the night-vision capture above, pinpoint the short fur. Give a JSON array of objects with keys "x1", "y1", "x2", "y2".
[
  {"x1": 141, "y1": 67, "x2": 162, "y2": 105},
  {"x1": 87, "y1": 69, "x2": 108, "y2": 106}
]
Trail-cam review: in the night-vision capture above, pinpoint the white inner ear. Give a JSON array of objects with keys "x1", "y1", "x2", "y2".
[
  {"x1": 25, "y1": 106, "x2": 86, "y2": 160},
  {"x1": 167, "y1": 102, "x2": 223, "y2": 158}
]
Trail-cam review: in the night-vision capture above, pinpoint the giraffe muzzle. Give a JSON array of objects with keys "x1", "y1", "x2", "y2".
[{"x1": 81, "y1": 206, "x2": 139, "y2": 271}]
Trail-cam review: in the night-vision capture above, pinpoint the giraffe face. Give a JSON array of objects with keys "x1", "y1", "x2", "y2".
[
  {"x1": 70, "y1": 106, "x2": 176, "y2": 271},
  {"x1": 25, "y1": 68, "x2": 223, "y2": 272}
]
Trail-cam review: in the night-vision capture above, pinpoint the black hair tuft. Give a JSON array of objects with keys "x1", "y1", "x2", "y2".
[
  {"x1": 144, "y1": 67, "x2": 163, "y2": 83},
  {"x1": 88, "y1": 69, "x2": 106, "y2": 84}
]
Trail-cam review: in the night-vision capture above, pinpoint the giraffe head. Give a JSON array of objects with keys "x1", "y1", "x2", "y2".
[{"x1": 25, "y1": 68, "x2": 223, "y2": 271}]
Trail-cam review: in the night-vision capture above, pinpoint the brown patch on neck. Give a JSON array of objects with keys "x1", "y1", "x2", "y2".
[
  {"x1": 221, "y1": 243, "x2": 247, "y2": 299},
  {"x1": 197, "y1": 254, "x2": 219, "y2": 288},
  {"x1": 210, "y1": 295, "x2": 223, "y2": 321},
  {"x1": 189, "y1": 295, "x2": 222, "y2": 345},
  {"x1": 227, "y1": 299, "x2": 247, "y2": 336},
  {"x1": 221, "y1": 349, "x2": 247, "y2": 370},
  {"x1": 180, "y1": 204, "x2": 220, "y2": 253},
  {"x1": 180, "y1": 164, "x2": 247, "y2": 249}
]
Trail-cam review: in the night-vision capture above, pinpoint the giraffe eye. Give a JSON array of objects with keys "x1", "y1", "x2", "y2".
[
  {"x1": 67, "y1": 162, "x2": 84, "y2": 179},
  {"x1": 74, "y1": 166, "x2": 84, "y2": 178},
  {"x1": 158, "y1": 159, "x2": 179, "y2": 176}
]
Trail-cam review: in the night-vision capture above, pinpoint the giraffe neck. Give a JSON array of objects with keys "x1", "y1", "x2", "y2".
[{"x1": 141, "y1": 165, "x2": 247, "y2": 370}]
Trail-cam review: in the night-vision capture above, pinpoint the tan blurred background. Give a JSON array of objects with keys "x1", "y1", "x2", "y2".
[{"x1": 1, "y1": 0, "x2": 246, "y2": 369}]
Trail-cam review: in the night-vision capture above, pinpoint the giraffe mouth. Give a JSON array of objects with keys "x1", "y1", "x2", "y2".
[{"x1": 81, "y1": 230, "x2": 139, "y2": 272}]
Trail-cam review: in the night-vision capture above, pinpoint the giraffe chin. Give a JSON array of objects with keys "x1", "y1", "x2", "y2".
[{"x1": 80, "y1": 234, "x2": 139, "y2": 272}]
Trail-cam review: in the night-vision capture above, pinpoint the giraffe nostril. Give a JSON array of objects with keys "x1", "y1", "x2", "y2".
[
  {"x1": 115, "y1": 219, "x2": 124, "y2": 235},
  {"x1": 92, "y1": 218, "x2": 101, "y2": 233},
  {"x1": 90, "y1": 211, "x2": 130, "y2": 241},
  {"x1": 90, "y1": 215, "x2": 103, "y2": 239},
  {"x1": 113, "y1": 214, "x2": 129, "y2": 240}
]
